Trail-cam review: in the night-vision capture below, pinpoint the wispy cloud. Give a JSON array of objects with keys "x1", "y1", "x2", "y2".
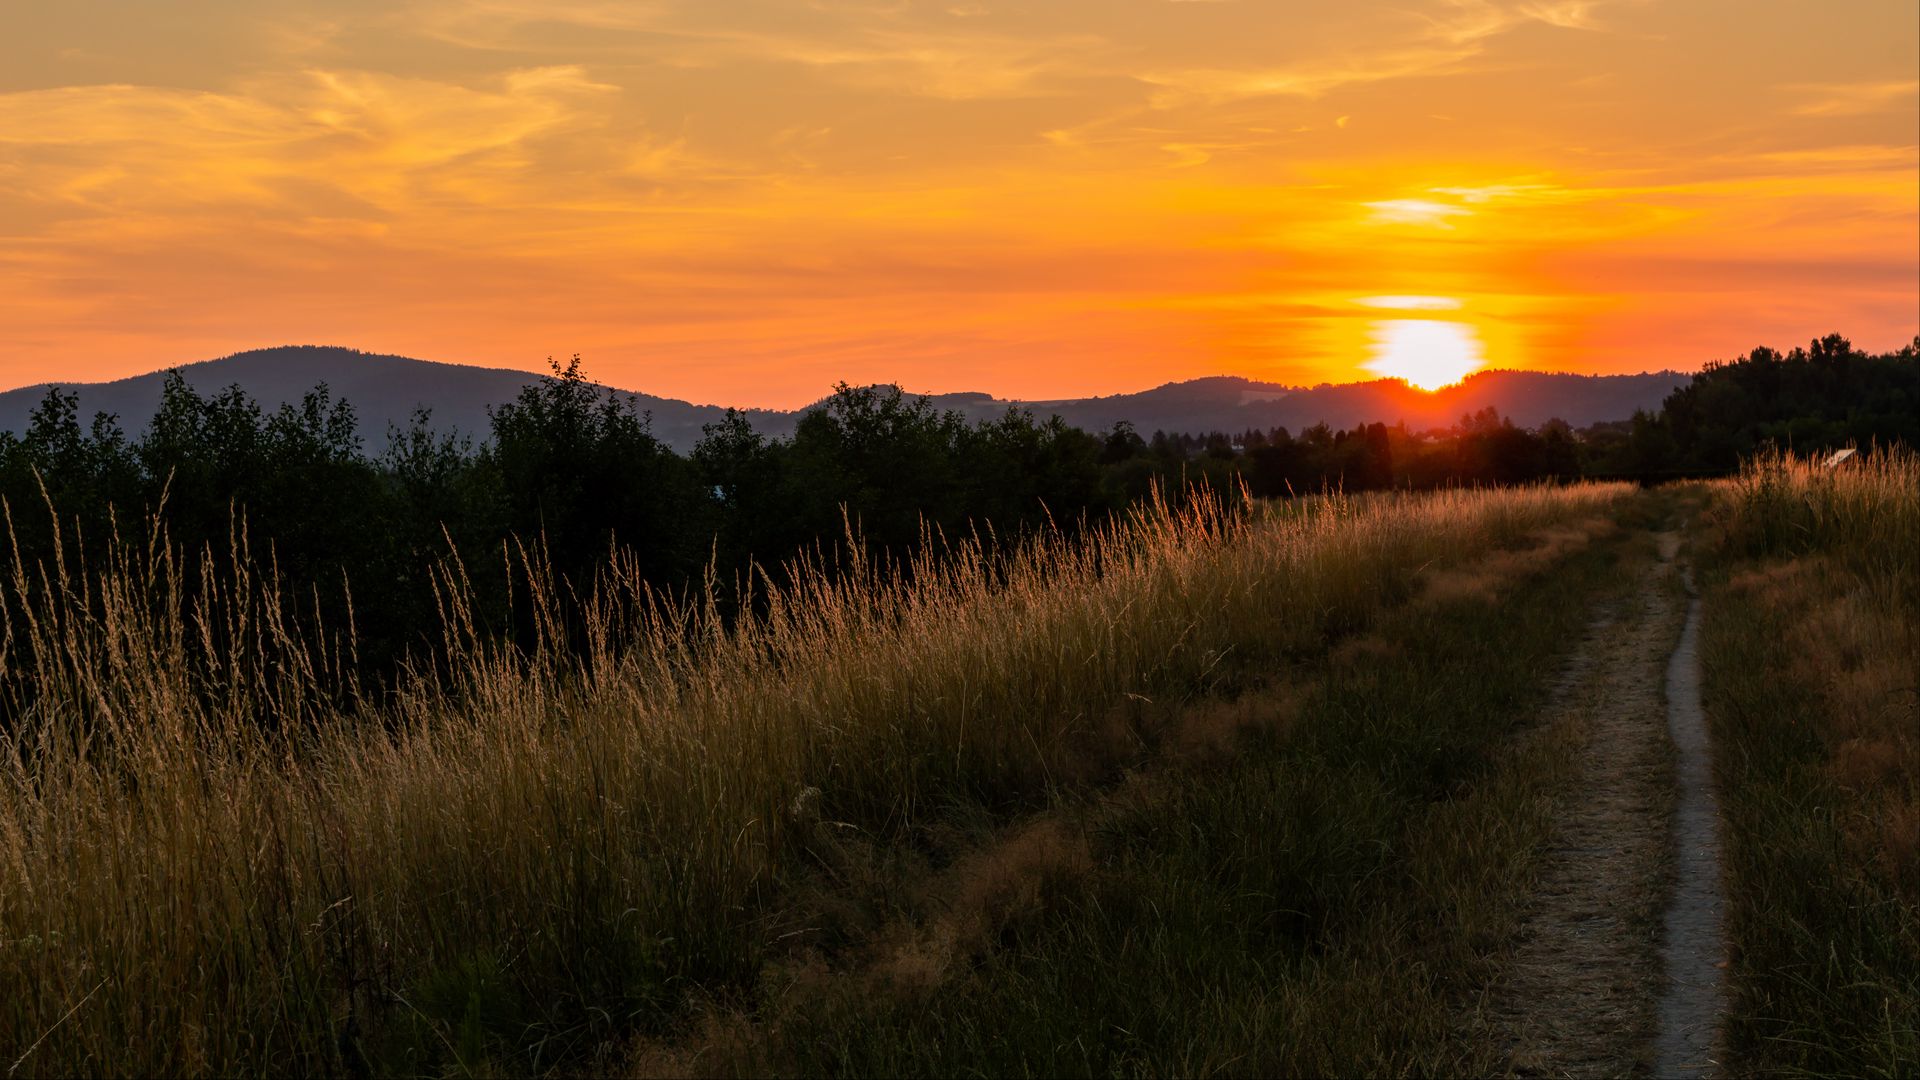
[
  {"x1": 1789, "y1": 80, "x2": 1919, "y2": 117},
  {"x1": 1139, "y1": 47, "x2": 1476, "y2": 106},
  {"x1": 0, "y1": 66, "x2": 634, "y2": 237}
]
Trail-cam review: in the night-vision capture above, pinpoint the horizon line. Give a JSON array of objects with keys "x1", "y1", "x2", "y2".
[{"x1": 0, "y1": 340, "x2": 1726, "y2": 406}]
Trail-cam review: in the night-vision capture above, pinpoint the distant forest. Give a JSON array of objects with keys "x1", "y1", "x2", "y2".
[{"x1": 1, "y1": 332, "x2": 1913, "y2": 686}]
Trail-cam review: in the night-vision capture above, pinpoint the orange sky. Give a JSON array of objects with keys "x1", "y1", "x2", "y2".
[{"x1": 2, "y1": 0, "x2": 1915, "y2": 404}]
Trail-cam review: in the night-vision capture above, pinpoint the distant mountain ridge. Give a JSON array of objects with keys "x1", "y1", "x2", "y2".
[{"x1": 0, "y1": 346, "x2": 1690, "y2": 453}]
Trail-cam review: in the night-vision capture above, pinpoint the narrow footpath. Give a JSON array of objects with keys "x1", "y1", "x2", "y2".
[
  {"x1": 1653, "y1": 545, "x2": 1726, "y2": 1077},
  {"x1": 1481, "y1": 529, "x2": 1729, "y2": 1077}
]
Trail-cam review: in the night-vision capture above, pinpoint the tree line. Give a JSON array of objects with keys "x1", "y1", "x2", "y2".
[{"x1": 1, "y1": 333, "x2": 1912, "y2": 688}]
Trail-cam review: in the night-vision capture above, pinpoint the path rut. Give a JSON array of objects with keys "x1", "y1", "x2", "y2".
[{"x1": 1653, "y1": 556, "x2": 1727, "y2": 1077}]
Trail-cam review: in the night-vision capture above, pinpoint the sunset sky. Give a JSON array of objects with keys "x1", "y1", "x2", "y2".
[{"x1": 2, "y1": 0, "x2": 1915, "y2": 404}]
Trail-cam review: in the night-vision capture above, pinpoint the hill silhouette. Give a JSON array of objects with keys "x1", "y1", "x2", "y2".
[{"x1": 0, "y1": 345, "x2": 1688, "y2": 451}]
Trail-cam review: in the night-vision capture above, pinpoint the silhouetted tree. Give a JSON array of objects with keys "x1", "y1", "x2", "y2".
[{"x1": 483, "y1": 355, "x2": 709, "y2": 591}]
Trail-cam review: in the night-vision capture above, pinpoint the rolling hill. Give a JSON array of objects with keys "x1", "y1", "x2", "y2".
[{"x1": 0, "y1": 346, "x2": 1689, "y2": 453}]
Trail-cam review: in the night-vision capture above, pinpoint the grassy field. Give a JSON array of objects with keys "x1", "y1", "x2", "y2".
[
  {"x1": 0, "y1": 480, "x2": 1639, "y2": 1076},
  {"x1": 649, "y1": 505, "x2": 1656, "y2": 1077},
  {"x1": 1698, "y1": 450, "x2": 1920, "y2": 1076}
]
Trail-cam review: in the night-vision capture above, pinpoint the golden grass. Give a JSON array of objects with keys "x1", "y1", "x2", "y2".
[
  {"x1": 1710, "y1": 446, "x2": 1920, "y2": 596},
  {"x1": 1713, "y1": 448, "x2": 1919, "y2": 902},
  {"x1": 659, "y1": 515, "x2": 1648, "y2": 1077},
  {"x1": 0, "y1": 482, "x2": 1631, "y2": 1075},
  {"x1": 1700, "y1": 447, "x2": 1919, "y2": 1074},
  {"x1": 669, "y1": 506, "x2": 1652, "y2": 1078}
]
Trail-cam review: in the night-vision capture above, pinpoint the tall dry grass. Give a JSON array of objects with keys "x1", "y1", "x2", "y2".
[
  {"x1": 1713, "y1": 446, "x2": 1920, "y2": 597},
  {"x1": 1702, "y1": 447, "x2": 1919, "y2": 1075},
  {"x1": 0, "y1": 482, "x2": 1628, "y2": 1075}
]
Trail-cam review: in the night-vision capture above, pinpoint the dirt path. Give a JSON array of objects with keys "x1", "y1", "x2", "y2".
[
  {"x1": 1653, "y1": 556, "x2": 1727, "y2": 1077},
  {"x1": 1481, "y1": 530, "x2": 1726, "y2": 1077}
]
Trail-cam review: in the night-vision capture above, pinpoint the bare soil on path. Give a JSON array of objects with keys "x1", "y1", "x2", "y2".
[
  {"x1": 1479, "y1": 530, "x2": 1727, "y2": 1077},
  {"x1": 1652, "y1": 554, "x2": 1727, "y2": 1078}
]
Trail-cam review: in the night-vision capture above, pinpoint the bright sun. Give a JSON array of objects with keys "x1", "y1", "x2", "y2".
[{"x1": 1364, "y1": 319, "x2": 1485, "y2": 391}]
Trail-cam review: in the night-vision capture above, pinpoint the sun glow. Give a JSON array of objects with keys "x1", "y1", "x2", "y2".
[
  {"x1": 1365, "y1": 319, "x2": 1486, "y2": 390},
  {"x1": 1363, "y1": 199, "x2": 1470, "y2": 227}
]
